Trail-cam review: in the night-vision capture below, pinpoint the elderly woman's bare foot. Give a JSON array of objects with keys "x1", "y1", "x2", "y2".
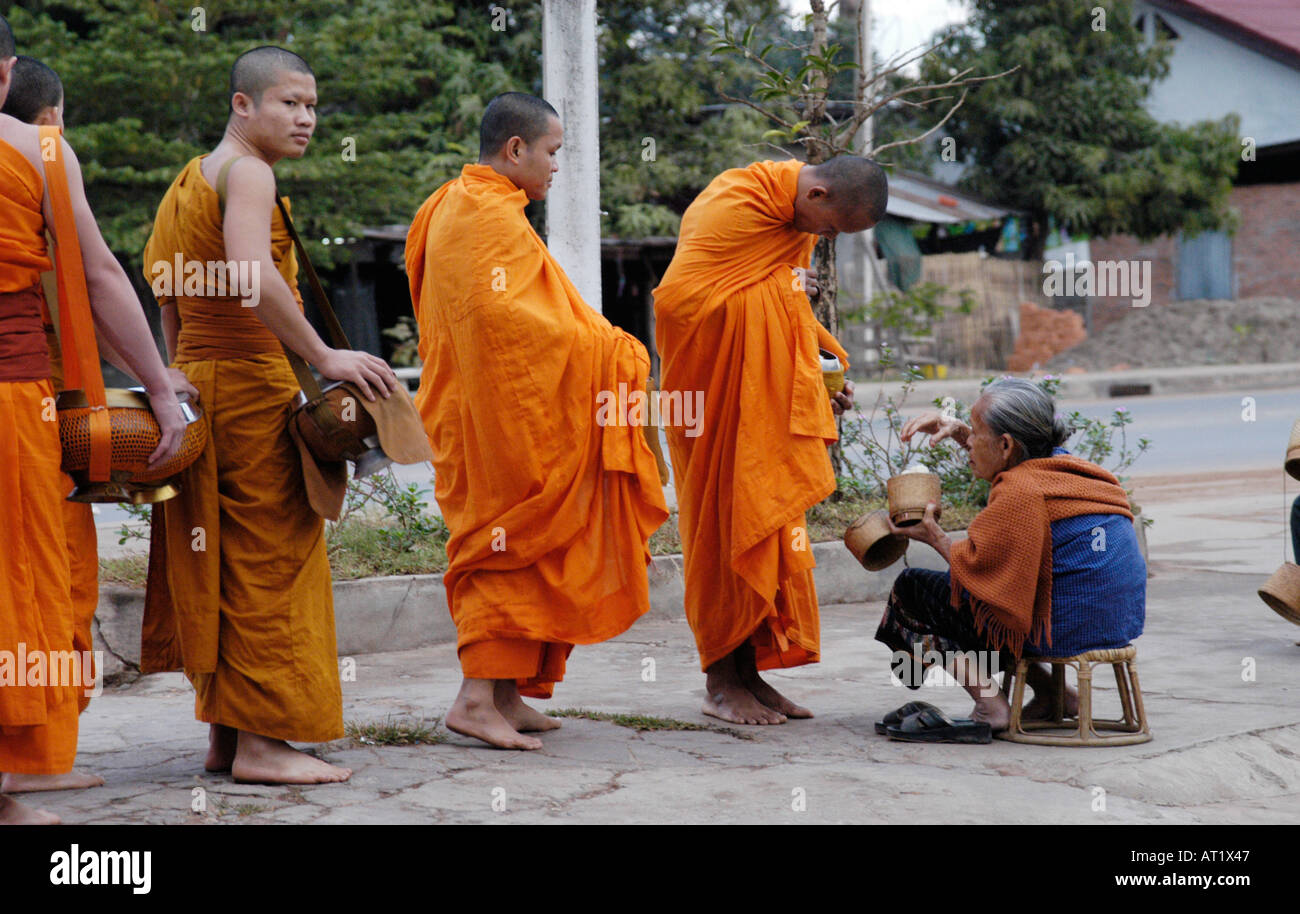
[
  {"x1": 1022, "y1": 687, "x2": 1079, "y2": 721},
  {"x1": 970, "y1": 695, "x2": 1010, "y2": 731}
]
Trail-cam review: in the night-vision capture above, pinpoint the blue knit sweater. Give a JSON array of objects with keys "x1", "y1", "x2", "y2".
[{"x1": 1023, "y1": 448, "x2": 1146, "y2": 656}]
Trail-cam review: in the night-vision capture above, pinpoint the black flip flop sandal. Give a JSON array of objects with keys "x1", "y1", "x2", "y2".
[
  {"x1": 885, "y1": 706, "x2": 992, "y2": 744},
  {"x1": 874, "y1": 700, "x2": 941, "y2": 735}
]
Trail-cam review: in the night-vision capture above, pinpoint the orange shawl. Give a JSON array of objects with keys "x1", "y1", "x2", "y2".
[
  {"x1": 406, "y1": 164, "x2": 668, "y2": 655},
  {"x1": 654, "y1": 159, "x2": 848, "y2": 671},
  {"x1": 949, "y1": 456, "x2": 1133, "y2": 654}
]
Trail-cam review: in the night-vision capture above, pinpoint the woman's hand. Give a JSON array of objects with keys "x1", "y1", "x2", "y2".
[
  {"x1": 887, "y1": 503, "x2": 951, "y2": 564},
  {"x1": 901, "y1": 409, "x2": 969, "y2": 449}
]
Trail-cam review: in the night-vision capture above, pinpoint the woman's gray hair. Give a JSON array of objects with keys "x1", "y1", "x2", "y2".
[{"x1": 979, "y1": 378, "x2": 1070, "y2": 460}]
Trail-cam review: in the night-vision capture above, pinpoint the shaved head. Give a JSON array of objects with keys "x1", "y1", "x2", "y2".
[
  {"x1": 1, "y1": 56, "x2": 62, "y2": 124},
  {"x1": 813, "y1": 155, "x2": 889, "y2": 225},
  {"x1": 479, "y1": 92, "x2": 559, "y2": 160},
  {"x1": 230, "y1": 45, "x2": 313, "y2": 105},
  {"x1": 0, "y1": 14, "x2": 13, "y2": 60}
]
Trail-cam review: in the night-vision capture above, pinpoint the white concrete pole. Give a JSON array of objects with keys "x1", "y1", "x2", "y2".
[
  {"x1": 542, "y1": 0, "x2": 603, "y2": 312},
  {"x1": 855, "y1": 0, "x2": 877, "y2": 307}
]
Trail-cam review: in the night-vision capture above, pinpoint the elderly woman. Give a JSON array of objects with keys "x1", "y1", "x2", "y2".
[{"x1": 875, "y1": 378, "x2": 1146, "y2": 742}]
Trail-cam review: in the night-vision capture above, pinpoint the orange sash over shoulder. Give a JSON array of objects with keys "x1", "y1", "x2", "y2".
[
  {"x1": 654, "y1": 159, "x2": 848, "y2": 672},
  {"x1": 406, "y1": 164, "x2": 668, "y2": 697}
]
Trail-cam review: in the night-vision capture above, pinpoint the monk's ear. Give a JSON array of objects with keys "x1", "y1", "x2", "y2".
[
  {"x1": 504, "y1": 135, "x2": 525, "y2": 164},
  {"x1": 805, "y1": 183, "x2": 829, "y2": 203},
  {"x1": 230, "y1": 90, "x2": 255, "y2": 118}
]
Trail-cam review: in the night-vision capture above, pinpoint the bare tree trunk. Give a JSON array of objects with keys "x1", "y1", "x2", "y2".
[{"x1": 806, "y1": 1, "x2": 843, "y2": 483}]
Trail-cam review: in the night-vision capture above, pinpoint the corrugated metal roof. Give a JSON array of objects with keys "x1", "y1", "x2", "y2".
[{"x1": 886, "y1": 172, "x2": 1014, "y2": 223}]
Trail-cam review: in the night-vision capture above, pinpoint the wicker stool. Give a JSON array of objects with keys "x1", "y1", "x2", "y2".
[{"x1": 999, "y1": 645, "x2": 1151, "y2": 746}]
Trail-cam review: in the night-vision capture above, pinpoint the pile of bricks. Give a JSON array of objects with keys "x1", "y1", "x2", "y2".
[{"x1": 1006, "y1": 301, "x2": 1087, "y2": 372}]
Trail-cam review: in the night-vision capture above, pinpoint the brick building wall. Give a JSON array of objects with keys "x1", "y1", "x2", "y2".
[{"x1": 1086, "y1": 182, "x2": 1300, "y2": 331}]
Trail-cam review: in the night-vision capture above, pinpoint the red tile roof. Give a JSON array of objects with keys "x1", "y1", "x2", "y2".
[{"x1": 1154, "y1": 0, "x2": 1300, "y2": 65}]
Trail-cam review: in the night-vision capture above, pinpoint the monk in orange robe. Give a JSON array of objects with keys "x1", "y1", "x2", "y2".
[
  {"x1": 0, "y1": 56, "x2": 169, "y2": 801},
  {"x1": 654, "y1": 156, "x2": 887, "y2": 724},
  {"x1": 407, "y1": 92, "x2": 668, "y2": 750},
  {"x1": 140, "y1": 47, "x2": 397, "y2": 784},
  {"x1": 0, "y1": 16, "x2": 186, "y2": 824}
]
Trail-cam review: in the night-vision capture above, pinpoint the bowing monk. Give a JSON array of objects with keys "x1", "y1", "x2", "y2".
[
  {"x1": 141, "y1": 46, "x2": 398, "y2": 784},
  {"x1": 407, "y1": 92, "x2": 668, "y2": 750},
  {"x1": 655, "y1": 156, "x2": 887, "y2": 725},
  {"x1": 0, "y1": 16, "x2": 186, "y2": 823}
]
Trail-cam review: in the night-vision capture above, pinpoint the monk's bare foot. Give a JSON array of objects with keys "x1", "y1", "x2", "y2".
[
  {"x1": 971, "y1": 695, "x2": 1011, "y2": 731},
  {"x1": 702, "y1": 681, "x2": 788, "y2": 725},
  {"x1": 741, "y1": 671, "x2": 813, "y2": 719},
  {"x1": 205, "y1": 723, "x2": 237, "y2": 772},
  {"x1": 731, "y1": 640, "x2": 811, "y2": 718},
  {"x1": 0, "y1": 770, "x2": 104, "y2": 793},
  {"x1": 231, "y1": 733, "x2": 352, "y2": 784},
  {"x1": 0, "y1": 794, "x2": 60, "y2": 825},
  {"x1": 703, "y1": 648, "x2": 787, "y2": 725},
  {"x1": 446, "y1": 679, "x2": 543, "y2": 750},
  {"x1": 493, "y1": 680, "x2": 562, "y2": 733}
]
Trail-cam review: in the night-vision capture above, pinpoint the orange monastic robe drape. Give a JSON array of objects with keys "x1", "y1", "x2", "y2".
[
  {"x1": 139, "y1": 156, "x2": 342, "y2": 743},
  {"x1": 654, "y1": 159, "x2": 849, "y2": 672},
  {"x1": 0, "y1": 137, "x2": 80, "y2": 774},
  {"x1": 407, "y1": 164, "x2": 668, "y2": 698},
  {"x1": 40, "y1": 261, "x2": 100, "y2": 714}
]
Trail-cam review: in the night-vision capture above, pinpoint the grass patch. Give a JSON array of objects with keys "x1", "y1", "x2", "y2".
[
  {"x1": 327, "y1": 521, "x2": 450, "y2": 581},
  {"x1": 547, "y1": 707, "x2": 754, "y2": 740},
  {"x1": 346, "y1": 716, "x2": 447, "y2": 746},
  {"x1": 99, "y1": 554, "x2": 148, "y2": 587}
]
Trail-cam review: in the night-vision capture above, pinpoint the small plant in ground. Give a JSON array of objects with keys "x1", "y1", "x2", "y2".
[{"x1": 346, "y1": 716, "x2": 446, "y2": 746}]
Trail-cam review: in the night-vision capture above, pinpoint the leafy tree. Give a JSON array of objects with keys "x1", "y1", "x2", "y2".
[
  {"x1": 8, "y1": 0, "x2": 539, "y2": 264},
  {"x1": 6, "y1": 0, "x2": 783, "y2": 263},
  {"x1": 917, "y1": 0, "x2": 1239, "y2": 258}
]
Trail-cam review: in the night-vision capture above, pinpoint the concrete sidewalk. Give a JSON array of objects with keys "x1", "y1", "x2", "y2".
[
  {"x1": 881, "y1": 360, "x2": 1300, "y2": 403},
  {"x1": 31, "y1": 472, "x2": 1300, "y2": 825}
]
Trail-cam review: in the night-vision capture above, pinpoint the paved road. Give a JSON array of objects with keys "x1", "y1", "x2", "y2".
[{"x1": 886, "y1": 385, "x2": 1298, "y2": 476}]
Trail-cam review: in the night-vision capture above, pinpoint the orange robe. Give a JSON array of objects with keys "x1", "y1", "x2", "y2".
[
  {"x1": 406, "y1": 164, "x2": 668, "y2": 697},
  {"x1": 139, "y1": 156, "x2": 342, "y2": 743},
  {"x1": 40, "y1": 263, "x2": 100, "y2": 714},
  {"x1": 0, "y1": 137, "x2": 80, "y2": 774},
  {"x1": 653, "y1": 160, "x2": 849, "y2": 672}
]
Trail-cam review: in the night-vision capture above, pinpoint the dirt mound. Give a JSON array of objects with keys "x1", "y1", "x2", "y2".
[{"x1": 1047, "y1": 297, "x2": 1300, "y2": 372}]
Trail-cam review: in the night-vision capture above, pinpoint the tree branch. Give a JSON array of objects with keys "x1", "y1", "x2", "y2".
[{"x1": 870, "y1": 88, "x2": 968, "y2": 156}]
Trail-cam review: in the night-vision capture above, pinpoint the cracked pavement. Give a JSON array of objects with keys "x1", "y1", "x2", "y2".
[
  {"x1": 24, "y1": 470, "x2": 1300, "y2": 824},
  {"x1": 32, "y1": 571, "x2": 1300, "y2": 824}
]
